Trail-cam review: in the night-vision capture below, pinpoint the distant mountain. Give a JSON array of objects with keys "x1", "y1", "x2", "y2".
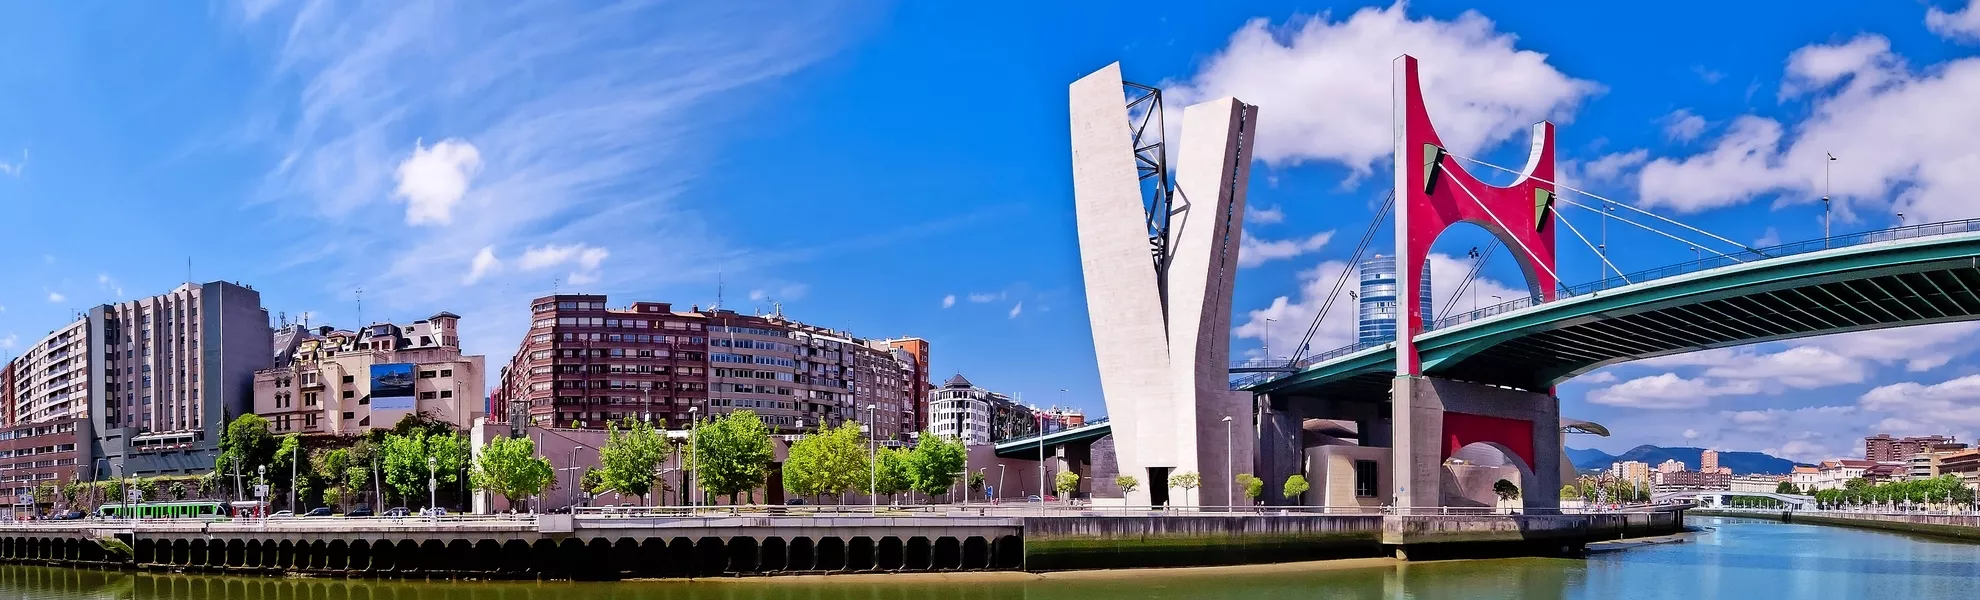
[{"x1": 1567, "y1": 445, "x2": 1800, "y2": 475}]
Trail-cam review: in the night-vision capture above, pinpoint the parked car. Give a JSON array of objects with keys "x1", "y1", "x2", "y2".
[
  {"x1": 1026, "y1": 495, "x2": 1042, "y2": 503},
  {"x1": 786, "y1": 498, "x2": 808, "y2": 506},
  {"x1": 419, "y1": 507, "x2": 448, "y2": 517},
  {"x1": 303, "y1": 507, "x2": 333, "y2": 517},
  {"x1": 49, "y1": 511, "x2": 85, "y2": 520},
  {"x1": 382, "y1": 507, "x2": 410, "y2": 518},
  {"x1": 269, "y1": 510, "x2": 295, "y2": 519},
  {"x1": 345, "y1": 506, "x2": 375, "y2": 518}
]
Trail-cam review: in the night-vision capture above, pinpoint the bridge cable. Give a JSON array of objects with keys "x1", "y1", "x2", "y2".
[
  {"x1": 1438, "y1": 156, "x2": 1564, "y2": 290},
  {"x1": 1553, "y1": 208, "x2": 1633, "y2": 287},
  {"x1": 1446, "y1": 153, "x2": 1770, "y2": 258},
  {"x1": 1438, "y1": 241, "x2": 1499, "y2": 317},
  {"x1": 1289, "y1": 190, "x2": 1393, "y2": 367},
  {"x1": 1555, "y1": 197, "x2": 1746, "y2": 263}
]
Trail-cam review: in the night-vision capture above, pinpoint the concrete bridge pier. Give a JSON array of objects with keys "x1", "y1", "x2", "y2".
[{"x1": 1393, "y1": 376, "x2": 1561, "y2": 511}]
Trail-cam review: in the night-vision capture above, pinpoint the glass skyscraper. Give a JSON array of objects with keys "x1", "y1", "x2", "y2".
[{"x1": 1357, "y1": 254, "x2": 1434, "y2": 344}]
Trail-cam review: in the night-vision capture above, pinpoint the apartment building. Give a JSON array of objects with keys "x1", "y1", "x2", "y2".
[
  {"x1": 928, "y1": 373, "x2": 1023, "y2": 445},
  {"x1": 252, "y1": 313, "x2": 486, "y2": 436},
  {"x1": 0, "y1": 418, "x2": 88, "y2": 516},
  {"x1": 493, "y1": 295, "x2": 926, "y2": 439},
  {"x1": 1609, "y1": 460, "x2": 1651, "y2": 489},
  {"x1": 87, "y1": 282, "x2": 272, "y2": 476},
  {"x1": 1865, "y1": 433, "x2": 1964, "y2": 462},
  {"x1": 8, "y1": 319, "x2": 91, "y2": 424}
]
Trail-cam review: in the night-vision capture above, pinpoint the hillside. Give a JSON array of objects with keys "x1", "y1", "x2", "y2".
[{"x1": 1566, "y1": 445, "x2": 1800, "y2": 475}]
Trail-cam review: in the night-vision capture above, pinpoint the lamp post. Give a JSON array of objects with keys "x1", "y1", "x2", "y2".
[
  {"x1": 868, "y1": 403, "x2": 877, "y2": 513},
  {"x1": 427, "y1": 456, "x2": 438, "y2": 521},
  {"x1": 567, "y1": 445, "x2": 585, "y2": 512},
  {"x1": 1824, "y1": 152, "x2": 1837, "y2": 247},
  {"x1": 997, "y1": 464, "x2": 1006, "y2": 503},
  {"x1": 1222, "y1": 415, "x2": 1233, "y2": 510},
  {"x1": 257, "y1": 465, "x2": 267, "y2": 522},
  {"x1": 1263, "y1": 317, "x2": 1276, "y2": 360},
  {"x1": 689, "y1": 406, "x2": 699, "y2": 510}
]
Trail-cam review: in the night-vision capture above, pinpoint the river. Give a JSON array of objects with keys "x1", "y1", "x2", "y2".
[{"x1": 5, "y1": 517, "x2": 1979, "y2": 599}]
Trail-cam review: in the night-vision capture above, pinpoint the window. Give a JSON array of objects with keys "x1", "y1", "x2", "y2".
[
  {"x1": 420, "y1": 392, "x2": 437, "y2": 400},
  {"x1": 342, "y1": 375, "x2": 354, "y2": 384},
  {"x1": 342, "y1": 390, "x2": 354, "y2": 399},
  {"x1": 1354, "y1": 460, "x2": 1379, "y2": 498},
  {"x1": 419, "y1": 370, "x2": 437, "y2": 379},
  {"x1": 439, "y1": 390, "x2": 453, "y2": 399}
]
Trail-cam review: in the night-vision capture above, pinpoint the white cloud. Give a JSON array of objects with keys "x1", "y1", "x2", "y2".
[
  {"x1": 518, "y1": 243, "x2": 609, "y2": 286},
  {"x1": 1661, "y1": 109, "x2": 1707, "y2": 142},
  {"x1": 0, "y1": 149, "x2": 23, "y2": 177},
  {"x1": 95, "y1": 273, "x2": 124, "y2": 298},
  {"x1": 1166, "y1": 4, "x2": 1598, "y2": 175},
  {"x1": 1639, "y1": 34, "x2": 1980, "y2": 222},
  {"x1": 941, "y1": 295, "x2": 956, "y2": 309},
  {"x1": 463, "y1": 246, "x2": 501, "y2": 285},
  {"x1": 1587, "y1": 373, "x2": 1760, "y2": 409},
  {"x1": 1682, "y1": 428, "x2": 1699, "y2": 440},
  {"x1": 1579, "y1": 150, "x2": 1648, "y2": 184},
  {"x1": 1578, "y1": 371, "x2": 1618, "y2": 384},
  {"x1": 1008, "y1": 302, "x2": 1023, "y2": 319},
  {"x1": 1238, "y1": 231, "x2": 1333, "y2": 268},
  {"x1": 967, "y1": 293, "x2": 1000, "y2": 303},
  {"x1": 45, "y1": 291, "x2": 64, "y2": 303},
  {"x1": 747, "y1": 285, "x2": 808, "y2": 303},
  {"x1": 1928, "y1": 1, "x2": 1980, "y2": 43},
  {"x1": 0, "y1": 333, "x2": 15, "y2": 350},
  {"x1": 392, "y1": 138, "x2": 483, "y2": 226},
  {"x1": 1699, "y1": 345, "x2": 1868, "y2": 389},
  {"x1": 1247, "y1": 205, "x2": 1286, "y2": 225},
  {"x1": 1753, "y1": 227, "x2": 1781, "y2": 247},
  {"x1": 1859, "y1": 374, "x2": 1980, "y2": 436},
  {"x1": 1693, "y1": 66, "x2": 1725, "y2": 84}
]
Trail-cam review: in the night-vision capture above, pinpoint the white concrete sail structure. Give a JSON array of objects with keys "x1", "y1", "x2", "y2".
[{"x1": 1069, "y1": 62, "x2": 1257, "y2": 507}]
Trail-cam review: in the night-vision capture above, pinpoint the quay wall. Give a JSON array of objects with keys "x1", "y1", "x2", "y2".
[{"x1": 1692, "y1": 509, "x2": 1980, "y2": 542}]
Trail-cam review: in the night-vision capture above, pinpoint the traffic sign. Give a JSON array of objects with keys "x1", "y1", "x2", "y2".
[
  {"x1": 254, "y1": 484, "x2": 269, "y2": 498},
  {"x1": 126, "y1": 490, "x2": 141, "y2": 502}
]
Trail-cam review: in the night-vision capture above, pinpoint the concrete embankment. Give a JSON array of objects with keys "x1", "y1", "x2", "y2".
[
  {"x1": 0, "y1": 510, "x2": 1687, "y2": 579},
  {"x1": 1692, "y1": 509, "x2": 1980, "y2": 542}
]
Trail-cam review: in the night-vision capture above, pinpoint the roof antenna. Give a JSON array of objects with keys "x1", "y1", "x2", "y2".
[
  {"x1": 355, "y1": 287, "x2": 363, "y2": 327},
  {"x1": 717, "y1": 271, "x2": 725, "y2": 311}
]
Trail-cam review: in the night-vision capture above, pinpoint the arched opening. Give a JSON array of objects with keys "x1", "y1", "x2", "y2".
[
  {"x1": 693, "y1": 537, "x2": 727, "y2": 577},
  {"x1": 664, "y1": 538, "x2": 696, "y2": 578},
  {"x1": 846, "y1": 537, "x2": 874, "y2": 571},
  {"x1": 962, "y1": 537, "x2": 990, "y2": 570},
  {"x1": 815, "y1": 537, "x2": 846, "y2": 572},
  {"x1": 876, "y1": 537, "x2": 904, "y2": 571},
  {"x1": 991, "y1": 535, "x2": 1023, "y2": 570},
  {"x1": 1414, "y1": 221, "x2": 1547, "y2": 334},
  {"x1": 786, "y1": 537, "x2": 815, "y2": 572},
  {"x1": 759, "y1": 537, "x2": 787, "y2": 572},
  {"x1": 1440, "y1": 441, "x2": 1535, "y2": 509},
  {"x1": 932, "y1": 537, "x2": 961, "y2": 571}
]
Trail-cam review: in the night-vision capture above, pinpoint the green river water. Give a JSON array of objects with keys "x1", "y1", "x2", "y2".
[{"x1": 5, "y1": 517, "x2": 1979, "y2": 599}]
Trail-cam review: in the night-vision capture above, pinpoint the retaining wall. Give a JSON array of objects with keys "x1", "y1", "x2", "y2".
[{"x1": 1692, "y1": 509, "x2": 1980, "y2": 542}]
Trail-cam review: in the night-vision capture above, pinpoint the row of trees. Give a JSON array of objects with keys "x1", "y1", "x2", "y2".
[
  {"x1": 1811, "y1": 475, "x2": 1976, "y2": 509},
  {"x1": 212, "y1": 413, "x2": 472, "y2": 511},
  {"x1": 1107, "y1": 472, "x2": 1310, "y2": 506},
  {"x1": 781, "y1": 420, "x2": 967, "y2": 504},
  {"x1": 1559, "y1": 477, "x2": 1652, "y2": 503}
]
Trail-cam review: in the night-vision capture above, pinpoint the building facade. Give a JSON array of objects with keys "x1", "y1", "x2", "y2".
[
  {"x1": 1728, "y1": 474, "x2": 1786, "y2": 493},
  {"x1": 252, "y1": 313, "x2": 486, "y2": 436},
  {"x1": 88, "y1": 282, "x2": 272, "y2": 477},
  {"x1": 883, "y1": 338, "x2": 932, "y2": 432},
  {"x1": 1700, "y1": 449, "x2": 1719, "y2": 473},
  {"x1": 928, "y1": 373, "x2": 1035, "y2": 445},
  {"x1": 8, "y1": 319, "x2": 91, "y2": 425},
  {"x1": 1865, "y1": 433, "x2": 1962, "y2": 462},
  {"x1": 1651, "y1": 468, "x2": 1730, "y2": 492},
  {"x1": 492, "y1": 295, "x2": 924, "y2": 439},
  {"x1": 1609, "y1": 460, "x2": 1650, "y2": 488},
  {"x1": 0, "y1": 418, "x2": 89, "y2": 517},
  {"x1": 1356, "y1": 254, "x2": 1435, "y2": 345}
]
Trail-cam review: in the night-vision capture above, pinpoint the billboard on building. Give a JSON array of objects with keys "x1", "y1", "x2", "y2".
[{"x1": 370, "y1": 363, "x2": 416, "y2": 411}]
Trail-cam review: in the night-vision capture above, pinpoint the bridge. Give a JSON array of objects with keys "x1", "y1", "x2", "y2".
[
  {"x1": 1655, "y1": 490, "x2": 1816, "y2": 511},
  {"x1": 992, "y1": 417, "x2": 1112, "y2": 458}
]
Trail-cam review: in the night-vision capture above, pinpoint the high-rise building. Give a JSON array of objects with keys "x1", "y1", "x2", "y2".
[
  {"x1": 252, "y1": 313, "x2": 486, "y2": 436},
  {"x1": 1609, "y1": 460, "x2": 1650, "y2": 488},
  {"x1": 928, "y1": 373, "x2": 1034, "y2": 445},
  {"x1": 1865, "y1": 433, "x2": 1961, "y2": 462},
  {"x1": 1700, "y1": 449, "x2": 1719, "y2": 473},
  {"x1": 8, "y1": 319, "x2": 91, "y2": 425},
  {"x1": 492, "y1": 295, "x2": 924, "y2": 439},
  {"x1": 883, "y1": 338, "x2": 931, "y2": 431},
  {"x1": 89, "y1": 282, "x2": 271, "y2": 477},
  {"x1": 1357, "y1": 254, "x2": 1434, "y2": 344}
]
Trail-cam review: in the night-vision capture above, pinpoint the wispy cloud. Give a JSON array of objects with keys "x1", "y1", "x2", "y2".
[
  {"x1": 941, "y1": 295, "x2": 956, "y2": 309},
  {"x1": 45, "y1": 291, "x2": 65, "y2": 303},
  {"x1": 968, "y1": 293, "x2": 1001, "y2": 303},
  {"x1": 0, "y1": 149, "x2": 24, "y2": 177},
  {"x1": 1008, "y1": 302, "x2": 1023, "y2": 319},
  {"x1": 0, "y1": 333, "x2": 16, "y2": 350},
  {"x1": 97, "y1": 274, "x2": 124, "y2": 298}
]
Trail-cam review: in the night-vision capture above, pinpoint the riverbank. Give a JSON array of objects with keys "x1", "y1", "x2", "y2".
[{"x1": 1690, "y1": 509, "x2": 1980, "y2": 542}]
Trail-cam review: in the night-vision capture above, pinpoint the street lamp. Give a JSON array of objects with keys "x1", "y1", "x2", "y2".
[
  {"x1": 1264, "y1": 317, "x2": 1276, "y2": 360},
  {"x1": 1223, "y1": 415, "x2": 1234, "y2": 510},
  {"x1": 868, "y1": 403, "x2": 878, "y2": 513},
  {"x1": 428, "y1": 456, "x2": 439, "y2": 521},
  {"x1": 257, "y1": 465, "x2": 267, "y2": 521},
  {"x1": 689, "y1": 406, "x2": 699, "y2": 510},
  {"x1": 1824, "y1": 152, "x2": 1837, "y2": 246},
  {"x1": 997, "y1": 464, "x2": 1006, "y2": 503},
  {"x1": 568, "y1": 444, "x2": 585, "y2": 512}
]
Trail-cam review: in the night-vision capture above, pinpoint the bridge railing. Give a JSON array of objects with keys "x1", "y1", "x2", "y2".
[
  {"x1": 1429, "y1": 217, "x2": 1980, "y2": 332},
  {"x1": 991, "y1": 416, "x2": 1111, "y2": 448}
]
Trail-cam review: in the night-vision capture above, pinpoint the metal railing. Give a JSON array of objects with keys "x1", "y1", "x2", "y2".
[
  {"x1": 1237, "y1": 218, "x2": 1980, "y2": 389},
  {"x1": 992, "y1": 417, "x2": 1111, "y2": 448}
]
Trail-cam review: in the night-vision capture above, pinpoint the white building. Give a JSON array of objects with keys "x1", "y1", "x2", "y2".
[
  {"x1": 8, "y1": 319, "x2": 91, "y2": 424},
  {"x1": 928, "y1": 374, "x2": 1003, "y2": 445},
  {"x1": 1729, "y1": 474, "x2": 1785, "y2": 493}
]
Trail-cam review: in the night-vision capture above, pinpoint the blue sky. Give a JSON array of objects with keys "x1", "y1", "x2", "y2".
[{"x1": 4, "y1": 1, "x2": 1980, "y2": 463}]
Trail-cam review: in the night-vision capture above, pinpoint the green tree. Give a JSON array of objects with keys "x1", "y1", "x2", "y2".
[
  {"x1": 217, "y1": 414, "x2": 277, "y2": 477},
  {"x1": 313, "y1": 448, "x2": 352, "y2": 510},
  {"x1": 381, "y1": 430, "x2": 468, "y2": 506},
  {"x1": 968, "y1": 471, "x2": 987, "y2": 497},
  {"x1": 1170, "y1": 471, "x2": 1201, "y2": 506},
  {"x1": 169, "y1": 481, "x2": 189, "y2": 501},
  {"x1": 1559, "y1": 485, "x2": 1578, "y2": 500},
  {"x1": 687, "y1": 410, "x2": 775, "y2": 503},
  {"x1": 345, "y1": 439, "x2": 378, "y2": 507},
  {"x1": 1283, "y1": 475, "x2": 1310, "y2": 505},
  {"x1": 580, "y1": 468, "x2": 606, "y2": 497},
  {"x1": 1493, "y1": 479, "x2": 1521, "y2": 501},
  {"x1": 134, "y1": 478, "x2": 158, "y2": 502},
  {"x1": 872, "y1": 447, "x2": 912, "y2": 500},
  {"x1": 905, "y1": 434, "x2": 967, "y2": 499},
  {"x1": 32, "y1": 483, "x2": 54, "y2": 509},
  {"x1": 597, "y1": 418, "x2": 669, "y2": 500},
  {"x1": 1055, "y1": 471, "x2": 1081, "y2": 497},
  {"x1": 1775, "y1": 480, "x2": 1799, "y2": 495},
  {"x1": 1236, "y1": 474, "x2": 1264, "y2": 504},
  {"x1": 471, "y1": 435, "x2": 556, "y2": 509},
  {"x1": 783, "y1": 422, "x2": 870, "y2": 503},
  {"x1": 1115, "y1": 475, "x2": 1139, "y2": 496}
]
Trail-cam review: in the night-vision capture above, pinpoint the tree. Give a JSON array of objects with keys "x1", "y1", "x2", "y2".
[
  {"x1": 687, "y1": 410, "x2": 775, "y2": 503},
  {"x1": 1493, "y1": 479, "x2": 1521, "y2": 502},
  {"x1": 169, "y1": 481, "x2": 189, "y2": 501},
  {"x1": 314, "y1": 448, "x2": 352, "y2": 510},
  {"x1": 1559, "y1": 485, "x2": 1578, "y2": 500},
  {"x1": 1171, "y1": 471, "x2": 1201, "y2": 506},
  {"x1": 471, "y1": 435, "x2": 556, "y2": 509},
  {"x1": 905, "y1": 434, "x2": 967, "y2": 499},
  {"x1": 1775, "y1": 480, "x2": 1799, "y2": 495},
  {"x1": 1055, "y1": 471, "x2": 1081, "y2": 498},
  {"x1": 872, "y1": 447, "x2": 912, "y2": 501},
  {"x1": 217, "y1": 414, "x2": 277, "y2": 477},
  {"x1": 597, "y1": 418, "x2": 669, "y2": 500},
  {"x1": 381, "y1": 430, "x2": 468, "y2": 506},
  {"x1": 1236, "y1": 474, "x2": 1264, "y2": 504},
  {"x1": 32, "y1": 483, "x2": 54, "y2": 508},
  {"x1": 783, "y1": 422, "x2": 870, "y2": 503},
  {"x1": 1115, "y1": 475, "x2": 1140, "y2": 496},
  {"x1": 968, "y1": 471, "x2": 987, "y2": 497},
  {"x1": 580, "y1": 468, "x2": 606, "y2": 497},
  {"x1": 1283, "y1": 475, "x2": 1310, "y2": 505}
]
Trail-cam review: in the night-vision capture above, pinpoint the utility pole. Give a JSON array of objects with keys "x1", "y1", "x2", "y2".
[
  {"x1": 1263, "y1": 318, "x2": 1275, "y2": 361},
  {"x1": 290, "y1": 441, "x2": 299, "y2": 512}
]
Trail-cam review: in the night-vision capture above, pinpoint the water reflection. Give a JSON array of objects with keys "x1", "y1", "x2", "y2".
[{"x1": 1, "y1": 517, "x2": 1978, "y2": 600}]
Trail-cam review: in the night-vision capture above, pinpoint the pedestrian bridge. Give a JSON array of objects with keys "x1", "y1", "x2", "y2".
[
  {"x1": 1243, "y1": 220, "x2": 1980, "y2": 400},
  {"x1": 1655, "y1": 490, "x2": 1815, "y2": 511}
]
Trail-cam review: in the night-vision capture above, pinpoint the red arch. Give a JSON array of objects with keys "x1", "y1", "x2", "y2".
[
  {"x1": 1393, "y1": 54, "x2": 1559, "y2": 375},
  {"x1": 1441, "y1": 411, "x2": 1536, "y2": 471}
]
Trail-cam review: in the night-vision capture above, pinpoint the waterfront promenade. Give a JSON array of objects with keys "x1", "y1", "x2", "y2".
[
  {"x1": 1690, "y1": 508, "x2": 1980, "y2": 542},
  {"x1": 0, "y1": 506, "x2": 1684, "y2": 579}
]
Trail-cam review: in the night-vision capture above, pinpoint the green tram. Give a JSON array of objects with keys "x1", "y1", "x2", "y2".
[{"x1": 97, "y1": 501, "x2": 228, "y2": 519}]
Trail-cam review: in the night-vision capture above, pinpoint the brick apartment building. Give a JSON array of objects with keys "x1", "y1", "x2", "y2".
[
  {"x1": 1864, "y1": 434, "x2": 1965, "y2": 462},
  {"x1": 493, "y1": 295, "x2": 925, "y2": 440}
]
